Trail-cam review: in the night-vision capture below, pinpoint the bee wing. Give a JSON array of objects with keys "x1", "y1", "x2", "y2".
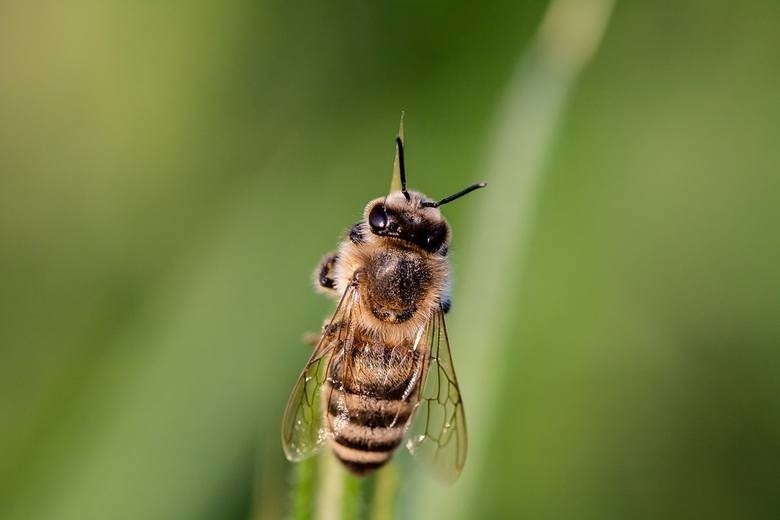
[
  {"x1": 281, "y1": 284, "x2": 360, "y2": 461},
  {"x1": 405, "y1": 306, "x2": 468, "y2": 483}
]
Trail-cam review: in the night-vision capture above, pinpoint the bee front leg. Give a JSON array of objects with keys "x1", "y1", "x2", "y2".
[
  {"x1": 314, "y1": 251, "x2": 339, "y2": 294},
  {"x1": 302, "y1": 318, "x2": 344, "y2": 349},
  {"x1": 301, "y1": 331, "x2": 321, "y2": 348}
]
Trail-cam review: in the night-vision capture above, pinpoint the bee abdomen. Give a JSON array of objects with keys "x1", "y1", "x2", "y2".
[
  {"x1": 325, "y1": 384, "x2": 413, "y2": 476},
  {"x1": 333, "y1": 452, "x2": 389, "y2": 476},
  {"x1": 333, "y1": 417, "x2": 405, "y2": 450},
  {"x1": 329, "y1": 422, "x2": 405, "y2": 475},
  {"x1": 324, "y1": 340, "x2": 420, "y2": 476}
]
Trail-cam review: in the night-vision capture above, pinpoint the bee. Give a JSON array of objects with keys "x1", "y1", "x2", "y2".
[{"x1": 281, "y1": 126, "x2": 485, "y2": 482}]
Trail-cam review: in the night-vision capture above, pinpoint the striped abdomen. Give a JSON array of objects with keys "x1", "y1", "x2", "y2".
[{"x1": 324, "y1": 339, "x2": 421, "y2": 475}]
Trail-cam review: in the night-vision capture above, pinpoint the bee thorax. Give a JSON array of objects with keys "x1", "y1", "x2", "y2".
[{"x1": 363, "y1": 251, "x2": 432, "y2": 323}]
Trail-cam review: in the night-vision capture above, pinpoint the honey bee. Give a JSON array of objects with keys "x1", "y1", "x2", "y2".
[{"x1": 281, "y1": 126, "x2": 485, "y2": 482}]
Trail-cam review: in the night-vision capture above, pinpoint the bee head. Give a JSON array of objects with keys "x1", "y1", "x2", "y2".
[
  {"x1": 364, "y1": 192, "x2": 449, "y2": 253},
  {"x1": 363, "y1": 136, "x2": 486, "y2": 254}
]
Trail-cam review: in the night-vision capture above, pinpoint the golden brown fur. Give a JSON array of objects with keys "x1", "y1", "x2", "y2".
[
  {"x1": 331, "y1": 191, "x2": 451, "y2": 346},
  {"x1": 314, "y1": 190, "x2": 451, "y2": 474},
  {"x1": 283, "y1": 131, "x2": 481, "y2": 479}
]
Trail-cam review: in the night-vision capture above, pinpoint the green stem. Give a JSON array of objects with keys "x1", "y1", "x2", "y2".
[
  {"x1": 369, "y1": 464, "x2": 398, "y2": 520},
  {"x1": 314, "y1": 452, "x2": 342, "y2": 520},
  {"x1": 289, "y1": 456, "x2": 317, "y2": 520},
  {"x1": 290, "y1": 454, "x2": 393, "y2": 520},
  {"x1": 340, "y1": 473, "x2": 364, "y2": 520}
]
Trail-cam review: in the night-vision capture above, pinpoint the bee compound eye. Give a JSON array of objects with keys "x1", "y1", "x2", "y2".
[
  {"x1": 368, "y1": 204, "x2": 388, "y2": 230},
  {"x1": 425, "y1": 224, "x2": 447, "y2": 251}
]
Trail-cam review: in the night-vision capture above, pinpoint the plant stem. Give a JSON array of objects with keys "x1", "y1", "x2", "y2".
[
  {"x1": 314, "y1": 452, "x2": 342, "y2": 520},
  {"x1": 340, "y1": 473, "x2": 364, "y2": 520},
  {"x1": 289, "y1": 456, "x2": 317, "y2": 520},
  {"x1": 369, "y1": 464, "x2": 398, "y2": 520}
]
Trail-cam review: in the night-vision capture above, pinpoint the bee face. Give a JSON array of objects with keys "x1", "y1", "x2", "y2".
[{"x1": 364, "y1": 191, "x2": 450, "y2": 254}]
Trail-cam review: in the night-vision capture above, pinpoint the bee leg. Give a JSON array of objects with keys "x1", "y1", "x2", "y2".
[
  {"x1": 315, "y1": 251, "x2": 339, "y2": 292},
  {"x1": 302, "y1": 331, "x2": 321, "y2": 348},
  {"x1": 302, "y1": 318, "x2": 343, "y2": 348},
  {"x1": 348, "y1": 221, "x2": 365, "y2": 244},
  {"x1": 441, "y1": 297, "x2": 451, "y2": 314}
]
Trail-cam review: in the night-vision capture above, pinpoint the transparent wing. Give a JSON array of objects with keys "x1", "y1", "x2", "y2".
[
  {"x1": 281, "y1": 284, "x2": 359, "y2": 461},
  {"x1": 405, "y1": 306, "x2": 468, "y2": 483}
]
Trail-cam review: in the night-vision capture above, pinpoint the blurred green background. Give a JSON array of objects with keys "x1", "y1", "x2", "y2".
[{"x1": 1, "y1": 1, "x2": 779, "y2": 519}]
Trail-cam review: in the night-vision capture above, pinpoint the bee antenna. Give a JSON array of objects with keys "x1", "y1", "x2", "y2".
[
  {"x1": 421, "y1": 182, "x2": 487, "y2": 208},
  {"x1": 395, "y1": 136, "x2": 411, "y2": 202}
]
